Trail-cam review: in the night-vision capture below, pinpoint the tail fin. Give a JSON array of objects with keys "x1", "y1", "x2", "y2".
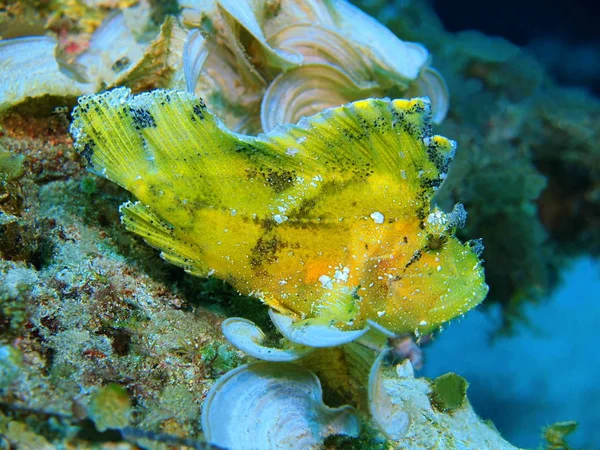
[
  {"x1": 71, "y1": 88, "x2": 154, "y2": 188},
  {"x1": 70, "y1": 87, "x2": 234, "y2": 196},
  {"x1": 70, "y1": 87, "x2": 273, "y2": 213}
]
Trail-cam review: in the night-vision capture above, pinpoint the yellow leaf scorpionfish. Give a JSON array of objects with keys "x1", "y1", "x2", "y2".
[{"x1": 71, "y1": 88, "x2": 488, "y2": 344}]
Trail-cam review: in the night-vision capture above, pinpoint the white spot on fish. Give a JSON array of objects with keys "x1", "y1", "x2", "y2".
[
  {"x1": 319, "y1": 275, "x2": 333, "y2": 289},
  {"x1": 334, "y1": 267, "x2": 350, "y2": 282},
  {"x1": 370, "y1": 211, "x2": 385, "y2": 224},
  {"x1": 273, "y1": 214, "x2": 287, "y2": 224}
]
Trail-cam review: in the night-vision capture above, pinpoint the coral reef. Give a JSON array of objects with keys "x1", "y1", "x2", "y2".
[
  {"x1": 0, "y1": 0, "x2": 595, "y2": 448},
  {"x1": 200, "y1": 352, "x2": 518, "y2": 450},
  {"x1": 0, "y1": 10, "x2": 188, "y2": 112},
  {"x1": 3, "y1": 0, "x2": 597, "y2": 327},
  {"x1": 0, "y1": 107, "x2": 242, "y2": 447},
  {"x1": 372, "y1": 361, "x2": 517, "y2": 450}
]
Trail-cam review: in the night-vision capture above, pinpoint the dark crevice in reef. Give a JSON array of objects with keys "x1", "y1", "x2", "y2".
[{"x1": 0, "y1": 219, "x2": 56, "y2": 270}]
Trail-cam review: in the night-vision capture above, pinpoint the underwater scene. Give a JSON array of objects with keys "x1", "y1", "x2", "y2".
[{"x1": 0, "y1": 0, "x2": 598, "y2": 449}]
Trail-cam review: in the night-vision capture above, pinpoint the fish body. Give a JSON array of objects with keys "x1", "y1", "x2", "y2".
[{"x1": 71, "y1": 88, "x2": 488, "y2": 335}]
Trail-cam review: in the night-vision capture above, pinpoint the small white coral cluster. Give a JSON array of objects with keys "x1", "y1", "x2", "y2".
[
  {"x1": 211, "y1": 314, "x2": 517, "y2": 449},
  {"x1": 180, "y1": 0, "x2": 448, "y2": 133},
  {"x1": 1, "y1": 0, "x2": 448, "y2": 131},
  {"x1": 203, "y1": 331, "x2": 520, "y2": 450}
]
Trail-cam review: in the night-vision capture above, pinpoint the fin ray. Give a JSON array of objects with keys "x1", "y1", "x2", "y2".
[{"x1": 120, "y1": 201, "x2": 208, "y2": 277}]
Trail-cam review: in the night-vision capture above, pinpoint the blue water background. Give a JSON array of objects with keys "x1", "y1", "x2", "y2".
[
  {"x1": 432, "y1": 0, "x2": 600, "y2": 94},
  {"x1": 423, "y1": 258, "x2": 600, "y2": 449}
]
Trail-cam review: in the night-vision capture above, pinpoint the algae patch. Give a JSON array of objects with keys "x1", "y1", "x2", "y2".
[
  {"x1": 88, "y1": 383, "x2": 132, "y2": 432},
  {"x1": 429, "y1": 372, "x2": 469, "y2": 413}
]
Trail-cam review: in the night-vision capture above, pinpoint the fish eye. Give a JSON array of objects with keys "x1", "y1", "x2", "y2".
[{"x1": 426, "y1": 234, "x2": 447, "y2": 251}]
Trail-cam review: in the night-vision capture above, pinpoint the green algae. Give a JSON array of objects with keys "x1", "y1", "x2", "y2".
[
  {"x1": 0, "y1": 146, "x2": 25, "y2": 180},
  {"x1": 543, "y1": 421, "x2": 578, "y2": 450},
  {"x1": 88, "y1": 384, "x2": 131, "y2": 432},
  {"x1": 79, "y1": 175, "x2": 97, "y2": 196},
  {"x1": 0, "y1": 264, "x2": 37, "y2": 335},
  {"x1": 429, "y1": 373, "x2": 469, "y2": 413},
  {"x1": 199, "y1": 342, "x2": 242, "y2": 377},
  {"x1": 324, "y1": 420, "x2": 390, "y2": 450},
  {"x1": 0, "y1": 146, "x2": 25, "y2": 216},
  {"x1": 0, "y1": 345, "x2": 22, "y2": 389},
  {"x1": 2, "y1": 420, "x2": 54, "y2": 449}
]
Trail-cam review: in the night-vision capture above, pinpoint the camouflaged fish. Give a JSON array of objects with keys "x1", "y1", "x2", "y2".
[{"x1": 71, "y1": 88, "x2": 488, "y2": 337}]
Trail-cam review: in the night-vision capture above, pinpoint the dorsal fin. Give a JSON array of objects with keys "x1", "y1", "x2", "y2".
[{"x1": 71, "y1": 88, "x2": 454, "y2": 225}]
